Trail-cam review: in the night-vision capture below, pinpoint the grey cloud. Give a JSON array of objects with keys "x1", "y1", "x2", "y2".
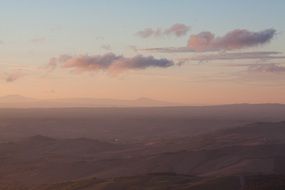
[
  {"x1": 248, "y1": 63, "x2": 285, "y2": 73},
  {"x1": 165, "y1": 23, "x2": 190, "y2": 37},
  {"x1": 136, "y1": 28, "x2": 162, "y2": 38},
  {"x1": 143, "y1": 28, "x2": 277, "y2": 53},
  {"x1": 137, "y1": 23, "x2": 190, "y2": 38},
  {"x1": 188, "y1": 29, "x2": 276, "y2": 51},
  {"x1": 49, "y1": 53, "x2": 175, "y2": 74},
  {"x1": 142, "y1": 47, "x2": 193, "y2": 53},
  {"x1": 189, "y1": 51, "x2": 285, "y2": 62},
  {"x1": 101, "y1": 44, "x2": 112, "y2": 51},
  {"x1": 30, "y1": 37, "x2": 46, "y2": 44}
]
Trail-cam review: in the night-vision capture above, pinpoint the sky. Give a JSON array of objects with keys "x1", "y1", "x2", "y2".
[{"x1": 0, "y1": 0, "x2": 285, "y2": 105}]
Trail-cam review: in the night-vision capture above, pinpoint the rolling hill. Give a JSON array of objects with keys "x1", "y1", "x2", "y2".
[{"x1": 0, "y1": 121, "x2": 285, "y2": 189}]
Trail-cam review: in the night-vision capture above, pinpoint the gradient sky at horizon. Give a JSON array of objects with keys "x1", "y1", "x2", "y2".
[{"x1": 0, "y1": 0, "x2": 285, "y2": 105}]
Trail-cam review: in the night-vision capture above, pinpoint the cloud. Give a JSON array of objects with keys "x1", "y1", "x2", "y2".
[
  {"x1": 129, "y1": 45, "x2": 138, "y2": 52},
  {"x1": 142, "y1": 47, "x2": 192, "y2": 53},
  {"x1": 49, "y1": 53, "x2": 175, "y2": 74},
  {"x1": 47, "y1": 55, "x2": 72, "y2": 71},
  {"x1": 1, "y1": 71, "x2": 25, "y2": 82},
  {"x1": 136, "y1": 23, "x2": 190, "y2": 38},
  {"x1": 248, "y1": 63, "x2": 285, "y2": 73},
  {"x1": 165, "y1": 23, "x2": 190, "y2": 37},
  {"x1": 188, "y1": 29, "x2": 276, "y2": 51},
  {"x1": 137, "y1": 28, "x2": 162, "y2": 38},
  {"x1": 188, "y1": 51, "x2": 285, "y2": 62},
  {"x1": 101, "y1": 44, "x2": 112, "y2": 51},
  {"x1": 30, "y1": 37, "x2": 46, "y2": 44},
  {"x1": 143, "y1": 28, "x2": 276, "y2": 53}
]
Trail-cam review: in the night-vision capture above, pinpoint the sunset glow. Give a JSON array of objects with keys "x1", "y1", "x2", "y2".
[{"x1": 0, "y1": 0, "x2": 284, "y2": 105}]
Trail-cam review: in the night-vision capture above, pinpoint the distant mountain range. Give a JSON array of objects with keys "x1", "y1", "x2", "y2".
[
  {"x1": 1, "y1": 95, "x2": 285, "y2": 108},
  {"x1": 0, "y1": 95, "x2": 180, "y2": 108}
]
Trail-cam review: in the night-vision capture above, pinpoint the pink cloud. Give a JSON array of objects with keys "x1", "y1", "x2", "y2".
[
  {"x1": 165, "y1": 23, "x2": 190, "y2": 37},
  {"x1": 144, "y1": 28, "x2": 277, "y2": 53},
  {"x1": 2, "y1": 71, "x2": 25, "y2": 82},
  {"x1": 49, "y1": 53, "x2": 175, "y2": 74},
  {"x1": 188, "y1": 29, "x2": 276, "y2": 52}
]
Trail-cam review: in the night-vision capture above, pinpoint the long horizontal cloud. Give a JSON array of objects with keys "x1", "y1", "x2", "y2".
[
  {"x1": 48, "y1": 53, "x2": 175, "y2": 74},
  {"x1": 137, "y1": 23, "x2": 190, "y2": 38},
  {"x1": 188, "y1": 51, "x2": 285, "y2": 62},
  {"x1": 188, "y1": 29, "x2": 276, "y2": 51},
  {"x1": 248, "y1": 63, "x2": 285, "y2": 73},
  {"x1": 142, "y1": 47, "x2": 192, "y2": 53},
  {"x1": 143, "y1": 28, "x2": 276, "y2": 52}
]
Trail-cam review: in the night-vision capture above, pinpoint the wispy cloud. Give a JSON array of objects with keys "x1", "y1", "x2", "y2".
[
  {"x1": 1, "y1": 71, "x2": 25, "y2": 82},
  {"x1": 136, "y1": 23, "x2": 190, "y2": 38},
  {"x1": 137, "y1": 28, "x2": 162, "y2": 38},
  {"x1": 143, "y1": 28, "x2": 276, "y2": 53},
  {"x1": 187, "y1": 51, "x2": 285, "y2": 62},
  {"x1": 101, "y1": 44, "x2": 112, "y2": 51},
  {"x1": 165, "y1": 23, "x2": 191, "y2": 37},
  {"x1": 30, "y1": 37, "x2": 46, "y2": 44},
  {"x1": 129, "y1": 45, "x2": 138, "y2": 52},
  {"x1": 48, "y1": 53, "x2": 175, "y2": 74},
  {"x1": 142, "y1": 47, "x2": 192, "y2": 53},
  {"x1": 248, "y1": 63, "x2": 285, "y2": 73}
]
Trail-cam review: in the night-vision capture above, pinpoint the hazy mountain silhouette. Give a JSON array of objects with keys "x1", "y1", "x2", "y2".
[
  {"x1": 0, "y1": 94, "x2": 37, "y2": 102},
  {"x1": 0, "y1": 95, "x2": 179, "y2": 108}
]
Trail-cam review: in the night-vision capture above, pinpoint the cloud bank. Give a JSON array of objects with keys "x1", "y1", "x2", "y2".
[
  {"x1": 137, "y1": 23, "x2": 190, "y2": 38},
  {"x1": 143, "y1": 28, "x2": 276, "y2": 53},
  {"x1": 49, "y1": 53, "x2": 175, "y2": 74}
]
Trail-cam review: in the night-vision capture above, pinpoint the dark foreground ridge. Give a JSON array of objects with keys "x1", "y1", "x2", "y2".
[
  {"x1": 0, "y1": 107, "x2": 284, "y2": 189},
  {"x1": 4, "y1": 174, "x2": 285, "y2": 190}
]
